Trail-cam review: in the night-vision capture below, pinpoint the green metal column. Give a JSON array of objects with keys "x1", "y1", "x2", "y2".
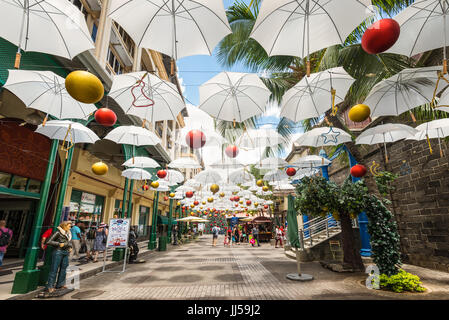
[
  {"x1": 127, "y1": 180, "x2": 134, "y2": 219},
  {"x1": 121, "y1": 178, "x2": 129, "y2": 218},
  {"x1": 12, "y1": 140, "x2": 59, "y2": 294},
  {"x1": 167, "y1": 199, "x2": 173, "y2": 239},
  {"x1": 148, "y1": 191, "x2": 159, "y2": 250},
  {"x1": 38, "y1": 147, "x2": 74, "y2": 286},
  {"x1": 113, "y1": 178, "x2": 129, "y2": 261}
]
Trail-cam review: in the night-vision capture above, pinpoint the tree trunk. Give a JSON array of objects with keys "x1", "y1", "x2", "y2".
[{"x1": 340, "y1": 212, "x2": 365, "y2": 271}]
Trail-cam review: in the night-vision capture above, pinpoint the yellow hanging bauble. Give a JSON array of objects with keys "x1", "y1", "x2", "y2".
[
  {"x1": 202, "y1": 201, "x2": 206, "y2": 205},
  {"x1": 169, "y1": 192, "x2": 175, "y2": 198},
  {"x1": 177, "y1": 201, "x2": 181, "y2": 206},
  {"x1": 65, "y1": 71, "x2": 104, "y2": 104},
  {"x1": 190, "y1": 204, "x2": 195, "y2": 208},
  {"x1": 239, "y1": 200, "x2": 243, "y2": 204},
  {"x1": 207, "y1": 197, "x2": 214, "y2": 203},
  {"x1": 91, "y1": 162, "x2": 108, "y2": 175},
  {"x1": 348, "y1": 104, "x2": 371, "y2": 122},
  {"x1": 262, "y1": 186, "x2": 269, "y2": 192},
  {"x1": 256, "y1": 179, "x2": 264, "y2": 187},
  {"x1": 254, "y1": 202, "x2": 259, "y2": 207},
  {"x1": 219, "y1": 192, "x2": 225, "y2": 198},
  {"x1": 151, "y1": 181, "x2": 159, "y2": 189},
  {"x1": 210, "y1": 184, "x2": 220, "y2": 194}
]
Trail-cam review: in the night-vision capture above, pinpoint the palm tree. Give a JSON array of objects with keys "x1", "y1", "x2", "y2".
[{"x1": 215, "y1": 0, "x2": 447, "y2": 270}]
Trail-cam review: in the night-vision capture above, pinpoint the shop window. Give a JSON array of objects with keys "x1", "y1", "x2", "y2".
[
  {"x1": 69, "y1": 190, "x2": 105, "y2": 223},
  {"x1": 27, "y1": 179, "x2": 41, "y2": 193},
  {"x1": 11, "y1": 176, "x2": 27, "y2": 191},
  {"x1": 0, "y1": 172, "x2": 11, "y2": 187},
  {"x1": 91, "y1": 23, "x2": 98, "y2": 43}
]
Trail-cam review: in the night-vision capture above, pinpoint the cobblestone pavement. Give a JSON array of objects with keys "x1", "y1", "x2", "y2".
[{"x1": 47, "y1": 236, "x2": 449, "y2": 300}]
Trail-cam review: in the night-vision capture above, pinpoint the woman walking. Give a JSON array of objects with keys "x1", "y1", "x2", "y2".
[
  {"x1": 92, "y1": 223, "x2": 108, "y2": 262},
  {"x1": 275, "y1": 226, "x2": 284, "y2": 248}
]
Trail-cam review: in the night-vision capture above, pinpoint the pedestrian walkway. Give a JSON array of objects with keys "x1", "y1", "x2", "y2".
[{"x1": 26, "y1": 235, "x2": 449, "y2": 300}]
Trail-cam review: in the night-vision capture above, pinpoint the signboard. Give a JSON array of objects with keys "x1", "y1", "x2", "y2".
[
  {"x1": 80, "y1": 203, "x2": 95, "y2": 213},
  {"x1": 230, "y1": 217, "x2": 239, "y2": 227},
  {"x1": 69, "y1": 202, "x2": 79, "y2": 212},
  {"x1": 81, "y1": 192, "x2": 96, "y2": 204},
  {"x1": 106, "y1": 219, "x2": 130, "y2": 248}
]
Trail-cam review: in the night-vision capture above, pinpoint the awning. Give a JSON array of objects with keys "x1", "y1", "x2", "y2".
[
  {"x1": 157, "y1": 215, "x2": 169, "y2": 225},
  {"x1": 252, "y1": 216, "x2": 272, "y2": 224}
]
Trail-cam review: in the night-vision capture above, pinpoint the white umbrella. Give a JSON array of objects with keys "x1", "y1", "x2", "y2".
[
  {"x1": 386, "y1": 0, "x2": 449, "y2": 73},
  {"x1": 121, "y1": 168, "x2": 152, "y2": 180},
  {"x1": 184, "y1": 179, "x2": 201, "y2": 188},
  {"x1": 263, "y1": 169, "x2": 288, "y2": 183},
  {"x1": 280, "y1": 67, "x2": 355, "y2": 122},
  {"x1": 194, "y1": 169, "x2": 222, "y2": 185},
  {"x1": 237, "y1": 128, "x2": 286, "y2": 148},
  {"x1": 108, "y1": 72, "x2": 185, "y2": 124},
  {"x1": 255, "y1": 157, "x2": 288, "y2": 169},
  {"x1": 176, "y1": 129, "x2": 227, "y2": 148},
  {"x1": 199, "y1": 72, "x2": 271, "y2": 123},
  {"x1": 364, "y1": 66, "x2": 446, "y2": 118},
  {"x1": 122, "y1": 157, "x2": 160, "y2": 168},
  {"x1": 293, "y1": 155, "x2": 332, "y2": 168},
  {"x1": 0, "y1": 0, "x2": 94, "y2": 68},
  {"x1": 3, "y1": 70, "x2": 97, "y2": 122},
  {"x1": 250, "y1": 0, "x2": 373, "y2": 75},
  {"x1": 295, "y1": 127, "x2": 352, "y2": 147},
  {"x1": 228, "y1": 169, "x2": 255, "y2": 185},
  {"x1": 256, "y1": 190, "x2": 273, "y2": 196},
  {"x1": 292, "y1": 168, "x2": 320, "y2": 180},
  {"x1": 437, "y1": 86, "x2": 449, "y2": 109},
  {"x1": 162, "y1": 170, "x2": 185, "y2": 185},
  {"x1": 175, "y1": 185, "x2": 195, "y2": 193},
  {"x1": 168, "y1": 157, "x2": 201, "y2": 169},
  {"x1": 356, "y1": 123, "x2": 418, "y2": 162},
  {"x1": 209, "y1": 158, "x2": 244, "y2": 170},
  {"x1": 35, "y1": 120, "x2": 99, "y2": 145},
  {"x1": 273, "y1": 183, "x2": 295, "y2": 191},
  {"x1": 407, "y1": 119, "x2": 449, "y2": 157},
  {"x1": 108, "y1": 0, "x2": 231, "y2": 61},
  {"x1": 104, "y1": 126, "x2": 162, "y2": 146}
]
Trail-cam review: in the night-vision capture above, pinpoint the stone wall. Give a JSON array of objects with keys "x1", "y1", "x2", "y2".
[{"x1": 327, "y1": 138, "x2": 449, "y2": 273}]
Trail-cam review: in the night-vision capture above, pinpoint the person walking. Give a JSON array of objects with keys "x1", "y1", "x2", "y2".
[
  {"x1": 44, "y1": 221, "x2": 72, "y2": 294},
  {"x1": 128, "y1": 226, "x2": 139, "y2": 263},
  {"x1": 70, "y1": 222, "x2": 82, "y2": 261},
  {"x1": 0, "y1": 220, "x2": 13, "y2": 270},
  {"x1": 252, "y1": 225, "x2": 260, "y2": 247},
  {"x1": 92, "y1": 223, "x2": 108, "y2": 262},
  {"x1": 85, "y1": 223, "x2": 96, "y2": 261},
  {"x1": 211, "y1": 225, "x2": 219, "y2": 247},
  {"x1": 40, "y1": 227, "x2": 53, "y2": 261},
  {"x1": 275, "y1": 226, "x2": 284, "y2": 248}
]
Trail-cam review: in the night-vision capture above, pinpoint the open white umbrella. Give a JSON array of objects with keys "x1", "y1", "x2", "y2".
[
  {"x1": 122, "y1": 157, "x2": 159, "y2": 168},
  {"x1": 228, "y1": 169, "x2": 255, "y2": 185},
  {"x1": 209, "y1": 158, "x2": 244, "y2": 170},
  {"x1": 108, "y1": 72, "x2": 185, "y2": 124},
  {"x1": 364, "y1": 66, "x2": 446, "y2": 118},
  {"x1": 295, "y1": 127, "x2": 352, "y2": 147},
  {"x1": 162, "y1": 170, "x2": 185, "y2": 185},
  {"x1": 121, "y1": 168, "x2": 152, "y2": 180},
  {"x1": 255, "y1": 157, "x2": 288, "y2": 169},
  {"x1": 250, "y1": 0, "x2": 373, "y2": 75},
  {"x1": 0, "y1": 0, "x2": 94, "y2": 68},
  {"x1": 199, "y1": 72, "x2": 271, "y2": 124},
  {"x1": 176, "y1": 128, "x2": 227, "y2": 148},
  {"x1": 4, "y1": 70, "x2": 97, "y2": 122},
  {"x1": 407, "y1": 119, "x2": 449, "y2": 157},
  {"x1": 168, "y1": 157, "x2": 201, "y2": 169},
  {"x1": 109, "y1": 0, "x2": 231, "y2": 62},
  {"x1": 292, "y1": 155, "x2": 332, "y2": 168},
  {"x1": 175, "y1": 185, "x2": 195, "y2": 193},
  {"x1": 356, "y1": 123, "x2": 418, "y2": 162},
  {"x1": 264, "y1": 169, "x2": 288, "y2": 183},
  {"x1": 280, "y1": 67, "x2": 356, "y2": 121},
  {"x1": 237, "y1": 128, "x2": 286, "y2": 149},
  {"x1": 104, "y1": 126, "x2": 162, "y2": 146},
  {"x1": 194, "y1": 169, "x2": 222, "y2": 185},
  {"x1": 386, "y1": 0, "x2": 449, "y2": 73},
  {"x1": 35, "y1": 120, "x2": 99, "y2": 146}
]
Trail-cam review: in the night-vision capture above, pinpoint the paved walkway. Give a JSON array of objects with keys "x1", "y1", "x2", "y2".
[{"x1": 35, "y1": 235, "x2": 449, "y2": 300}]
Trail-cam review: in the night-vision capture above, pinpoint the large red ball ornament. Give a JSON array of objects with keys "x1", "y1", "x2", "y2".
[
  {"x1": 235, "y1": 204, "x2": 239, "y2": 207},
  {"x1": 142, "y1": 185, "x2": 149, "y2": 191},
  {"x1": 164, "y1": 196, "x2": 169, "y2": 201},
  {"x1": 286, "y1": 167, "x2": 297, "y2": 177},
  {"x1": 185, "y1": 191, "x2": 194, "y2": 198},
  {"x1": 246, "y1": 200, "x2": 252, "y2": 206},
  {"x1": 185, "y1": 130, "x2": 206, "y2": 149},
  {"x1": 95, "y1": 108, "x2": 117, "y2": 127},
  {"x1": 350, "y1": 164, "x2": 367, "y2": 178},
  {"x1": 157, "y1": 170, "x2": 167, "y2": 179},
  {"x1": 361, "y1": 19, "x2": 400, "y2": 54},
  {"x1": 264, "y1": 205, "x2": 269, "y2": 209},
  {"x1": 194, "y1": 200, "x2": 199, "y2": 206},
  {"x1": 230, "y1": 197, "x2": 235, "y2": 202},
  {"x1": 225, "y1": 145, "x2": 239, "y2": 158},
  {"x1": 234, "y1": 196, "x2": 240, "y2": 202}
]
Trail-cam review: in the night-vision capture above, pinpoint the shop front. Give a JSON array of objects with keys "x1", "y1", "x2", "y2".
[
  {"x1": 69, "y1": 189, "x2": 105, "y2": 225},
  {"x1": 138, "y1": 205, "x2": 150, "y2": 239},
  {"x1": 252, "y1": 216, "x2": 273, "y2": 242}
]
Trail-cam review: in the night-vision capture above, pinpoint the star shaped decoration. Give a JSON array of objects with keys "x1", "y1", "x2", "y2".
[{"x1": 321, "y1": 127, "x2": 341, "y2": 145}]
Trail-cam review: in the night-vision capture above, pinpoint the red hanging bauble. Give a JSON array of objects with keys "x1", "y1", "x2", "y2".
[
  {"x1": 234, "y1": 196, "x2": 240, "y2": 202},
  {"x1": 194, "y1": 200, "x2": 199, "y2": 206},
  {"x1": 264, "y1": 205, "x2": 269, "y2": 209},
  {"x1": 185, "y1": 191, "x2": 194, "y2": 198},
  {"x1": 246, "y1": 200, "x2": 252, "y2": 206},
  {"x1": 286, "y1": 167, "x2": 297, "y2": 177},
  {"x1": 157, "y1": 170, "x2": 167, "y2": 179},
  {"x1": 142, "y1": 185, "x2": 149, "y2": 191},
  {"x1": 94, "y1": 108, "x2": 117, "y2": 127},
  {"x1": 225, "y1": 145, "x2": 239, "y2": 158},
  {"x1": 361, "y1": 19, "x2": 400, "y2": 54},
  {"x1": 164, "y1": 196, "x2": 169, "y2": 201},
  {"x1": 185, "y1": 130, "x2": 206, "y2": 149},
  {"x1": 350, "y1": 164, "x2": 367, "y2": 178}
]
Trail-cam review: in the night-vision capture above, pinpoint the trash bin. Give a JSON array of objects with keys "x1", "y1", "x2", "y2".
[{"x1": 158, "y1": 235, "x2": 167, "y2": 251}]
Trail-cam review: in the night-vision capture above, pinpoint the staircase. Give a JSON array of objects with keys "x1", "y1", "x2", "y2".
[{"x1": 284, "y1": 216, "x2": 357, "y2": 260}]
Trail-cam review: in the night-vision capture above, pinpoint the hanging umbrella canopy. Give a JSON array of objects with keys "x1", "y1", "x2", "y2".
[
  {"x1": 175, "y1": 185, "x2": 195, "y2": 193},
  {"x1": 255, "y1": 157, "x2": 288, "y2": 169},
  {"x1": 0, "y1": 0, "x2": 94, "y2": 63},
  {"x1": 292, "y1": 168, "x2": 320, "y2": 180},
  {"x1": 292, "y1": 155, "x2": 331, "y2": 168},
  {"x1": 122, "y1": 156, "x2": 159, "y2": 168},
  {"x1": 184, "y1": 179, "x2": 201, "y2": 188},
  {"x1": 176, "y1": 128, "x2": 227, "y2": 148},
  {"x1": 363, "y1": 66, "x2": 446, "y2": 117},
  {"x1": 108, "y1": 0, "x2": 231, "y2": 60},
  {"x1": 104, "y1": 126, "x2": 162, "y2": 146},
  {"x1": 176, "y1": 216, "x2": 205, "y2": 222},
  {"x1": 437, "y1": 86, "x2": 449, "y2": 109},
  {"x1": 256, "y1": 190, "x2": 273, "y2": 196},
  {"x1": 194, "y1": 169, "x2": 223, "y2": 185},
  {"x1": 286, "y1": 195, "x2": 301, "y2": 248},
  {"x1": 121, "y1": 168, "x2": 152, "y2": 180},
  {"x1": 209, "y1": 158, "x2": 244, "y2": 170},
  {"x1": 386, "y1": 0, "x2": 449, "y2": 70},
  {"x1": 295, "y1": 127, "x2": 352, "y2": 147},
  {"x1": 264, "y1": 169, "x2": 288, "y2": 183},
  {"x1": 237, "y1": 128, "x2": 286, "y2": 149},
  {"x1": 273, "y1": 183, "x2": 295, "y2": 191},
  {"x1": 355, "y1": 123, "x2": 418, "y2": 145},
  {"x1": 250, "y1": 0, "x2": 373, "y2": 73},
  {"x1": 228, "y1": 169, "x2": 255, "y2": 185},
  {"x1": 168, "y1": 157, "x2": 201, "y2": 169},
  {"x1": 280, "y1": 67, "x2": 356, "y2": 121},
  {"x1": 35, "y1": 120, "x2": 99, "y2": 144},
  {"x1": 408, "y1": 119, "x2": 449, "y2": 140},
  {"x1": 161, "y1": 170, "x2": 185, "y2": 185},
  {"x1": 3, "y1": 70, "x2": 97, "y2": 121},
  {"x1": 108, "y1": 72, "x2": 185, "y2": 123},
  {"x1": 199, "y1": 72, "x2": 271, "y2": 123}
]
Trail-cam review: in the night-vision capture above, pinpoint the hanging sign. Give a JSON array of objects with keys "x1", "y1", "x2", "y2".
[
  {"x1": 81, "y1": 192, "x2": 96, "y2": 204},
  {"x1": 106, "y1": 219, "x2": 130, "y2": 248}
]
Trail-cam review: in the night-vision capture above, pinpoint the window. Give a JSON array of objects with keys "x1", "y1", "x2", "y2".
[
  {"x1": 106, "y1": 47, "x2": 124, "y2": 75},
  {"x1": 91, "y1": 23, "x2": 98, "y2": 43},
  {"x1": 0, "y1": 172, "x2": 11, "y2": 188},
  {"x1": 11, "y1": 176, "x2": 27, "y2": 191},
  {"x1": 113, "y1": 21, "x2": 135, "y2": 58},
  {"x1": 27, "y1": 179, "x2": 41, "y2": 193}
]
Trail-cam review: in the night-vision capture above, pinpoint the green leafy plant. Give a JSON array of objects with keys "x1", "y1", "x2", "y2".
[
  {"x1": 374, "y1": 171, "x2": 399, "y2": 197},
  {"x1": 378, "y1": 270, "x2": 426, "y2": 293}
]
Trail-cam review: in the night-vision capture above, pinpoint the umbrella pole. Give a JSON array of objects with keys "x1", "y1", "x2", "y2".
[
  {"x1": 444, "y1": 5, "x2": 447, "y2": 75},
  {"x1": 15, "y1": 0, "x2": 29, "y2": 69},
  {"x1": 295, "y1": 247, "x2": 302, "y2": 276},
  {"x1": 383, "y1": 142, "x2": 389, "y2": 164},
  {"x1": 438, "y1": 129, "x2": 444, "y2": 158},
  {"x1": 426, "y1": 134, "x2": 433, "y2": 155}
]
